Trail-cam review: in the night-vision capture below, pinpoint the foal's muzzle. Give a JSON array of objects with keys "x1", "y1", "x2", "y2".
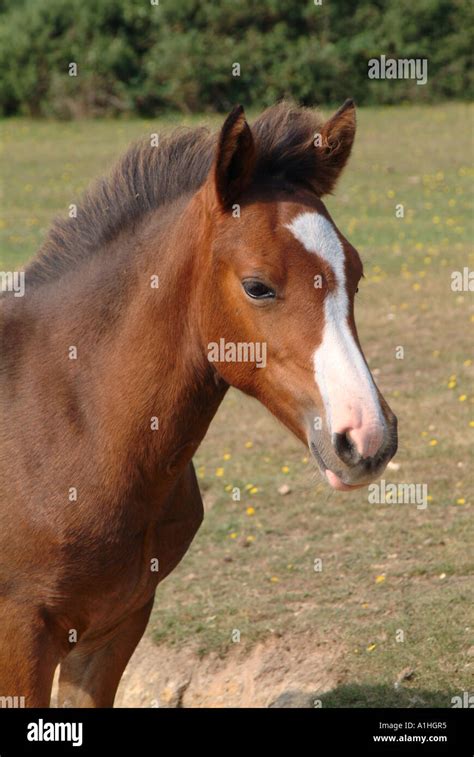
[
  {"x1": 332, "y1": 423, "x2": 398, "y2": 473},
  {"x1": 309, "y1": 413, "x2": 398, "y2": 489}
]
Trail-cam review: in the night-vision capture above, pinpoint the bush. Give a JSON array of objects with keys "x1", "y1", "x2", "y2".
[{"x1": 0, "y1": 0, "x2": 471, "y2": 117}]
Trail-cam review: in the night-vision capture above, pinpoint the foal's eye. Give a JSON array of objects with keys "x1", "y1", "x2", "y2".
[
  {"x1": 242, "y1": 280, "x2": 276, "y2": 300},
  {"x1": 355, "y1": 287, "x2": 359, "y2": 293}
]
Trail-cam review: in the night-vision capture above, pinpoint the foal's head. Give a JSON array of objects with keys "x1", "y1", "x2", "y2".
[{"x1": 196, "y1": 102, "x2": 397, "y2": 490}]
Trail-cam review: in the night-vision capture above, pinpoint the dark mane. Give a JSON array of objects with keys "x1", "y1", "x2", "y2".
[{"x1": 24, "y1": 102, "x2": 325, "y2": 286}]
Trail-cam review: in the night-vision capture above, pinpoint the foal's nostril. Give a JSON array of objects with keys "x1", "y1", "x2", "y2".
[{"x1": 332, "y1": 432, "x2": 361, "y2": 467}]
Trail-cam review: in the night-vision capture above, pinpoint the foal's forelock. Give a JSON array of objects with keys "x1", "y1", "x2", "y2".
[{"x1": 286, "y1": 211, "x2": 385, "y2": 458}]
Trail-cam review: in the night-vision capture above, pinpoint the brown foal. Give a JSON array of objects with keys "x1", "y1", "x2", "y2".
[{"x1": 0, "y1": 100, "x2": 397, "y2": 707}]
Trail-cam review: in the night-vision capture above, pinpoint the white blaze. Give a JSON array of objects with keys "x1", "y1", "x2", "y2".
[{"x1": 286, "y1": 211, "x2": 384, "y2": 458}]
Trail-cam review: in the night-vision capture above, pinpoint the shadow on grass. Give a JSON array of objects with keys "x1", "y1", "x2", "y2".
[{"x1": 269, "y1": 685, "x2": 457, "y2": 708}]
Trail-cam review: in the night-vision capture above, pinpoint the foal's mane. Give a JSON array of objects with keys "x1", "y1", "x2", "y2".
[{"x1": 24, "y1": 102, "x2": 324, "y2": 286}]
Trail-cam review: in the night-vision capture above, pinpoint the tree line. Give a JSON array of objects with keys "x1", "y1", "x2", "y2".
[{"x1": 0, "y1": 0, "x2": 471, "y2": 117}]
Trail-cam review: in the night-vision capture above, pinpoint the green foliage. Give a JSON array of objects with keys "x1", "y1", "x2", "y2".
[{"x1": 0, "y1": 0, "x2": 471, "y2": 117}]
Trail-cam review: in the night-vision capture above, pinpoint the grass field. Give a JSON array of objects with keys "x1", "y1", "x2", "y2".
[{"x1": 1, "y1": 104, "x2": 473, "y2": 707}]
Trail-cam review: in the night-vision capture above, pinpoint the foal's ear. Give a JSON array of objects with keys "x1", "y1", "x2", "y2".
[
  {"x1": 314, "y1": 99, "x2": 356, "y2": 195},
  {"x1": 212, "y1": 104, "x2": 256, "y2": 209}
]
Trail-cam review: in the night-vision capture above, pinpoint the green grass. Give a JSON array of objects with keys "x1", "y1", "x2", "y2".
[{"x1": 1, "y1": 104, "x2": 473, "y2": 707}]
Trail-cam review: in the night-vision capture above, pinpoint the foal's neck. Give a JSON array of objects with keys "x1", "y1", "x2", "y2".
[{"x1": 98, "y1": 197, "x2": 226, "y2": 494}]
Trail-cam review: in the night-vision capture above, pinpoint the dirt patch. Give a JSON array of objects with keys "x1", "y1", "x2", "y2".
[{"x1": 113, "y1": 633, "x2": 342, "y2": 708}]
